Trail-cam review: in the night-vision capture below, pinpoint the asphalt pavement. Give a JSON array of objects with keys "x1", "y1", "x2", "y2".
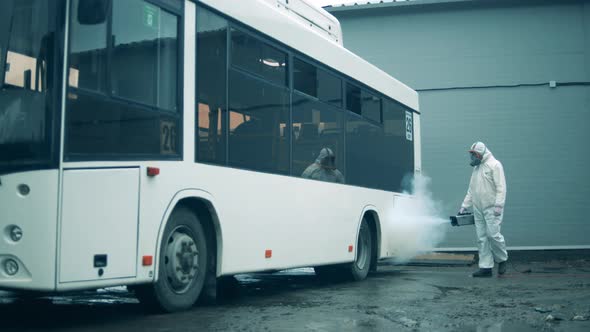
[{"x1": 1, "y1": 257, "x2": 589, "y2": 331}]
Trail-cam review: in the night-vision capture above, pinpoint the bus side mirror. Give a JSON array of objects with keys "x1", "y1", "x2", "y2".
[{"x1": 77, "y1": 0, "x2": 110, "y2": 25}]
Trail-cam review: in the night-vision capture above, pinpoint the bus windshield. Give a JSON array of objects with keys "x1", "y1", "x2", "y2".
[{"x1": 0, "y1": 0, "x2": 59, "y2": 174}]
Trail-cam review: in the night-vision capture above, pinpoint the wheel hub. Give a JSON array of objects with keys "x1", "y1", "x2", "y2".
[{"x1": 165, "y1": 231, "x2": 199, "y2": 293}]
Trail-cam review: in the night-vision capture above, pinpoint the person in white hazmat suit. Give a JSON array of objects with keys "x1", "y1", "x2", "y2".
[
  {"x1": 459, "y1": 142, "x2": 508, "y2": 277},
  {"x1": 301, "y1": 147, "x2": 344, "y2": 184}
]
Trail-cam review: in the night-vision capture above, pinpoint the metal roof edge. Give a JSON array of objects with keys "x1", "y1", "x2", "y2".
[
  {"x1": 324, "y1": 0, "x2": 586, "y2": 13},
  {"x1": 324, "y1": 0, "x2": 474, "y2": 13}
]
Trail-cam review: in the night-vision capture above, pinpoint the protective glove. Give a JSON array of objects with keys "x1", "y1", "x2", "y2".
[
  {"x1": 494, "y1": 206, "x2": 503, "y2": 216},
  {"x1": 458, "y1": 207, "x2": 467, "y2": 215}
]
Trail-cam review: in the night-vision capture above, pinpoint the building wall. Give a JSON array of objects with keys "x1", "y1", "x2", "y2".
[{"x1": 329, "y1": 0, "x2": 590, "y2": 249}]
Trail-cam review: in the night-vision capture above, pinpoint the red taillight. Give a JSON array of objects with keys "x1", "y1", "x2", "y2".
[
  {"x1": 147, "y1": 167, "x2": 160, "y2": 177},
  {"x1": 265, "y1": 250, "x2": 272, "y2": 258},
  {"x1": 348, "y1": 245, "x2": 353, "y2": 253},
  {"x1": 142, "y1": 255, "x2": 153, "y2": 266}
]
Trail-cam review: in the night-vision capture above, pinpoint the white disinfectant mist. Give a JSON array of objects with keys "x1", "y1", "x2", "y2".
[{"x1": 384, "y1": 174, "x2": 449, "y2": 264}]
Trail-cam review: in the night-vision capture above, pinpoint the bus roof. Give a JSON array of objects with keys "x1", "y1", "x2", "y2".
[
  {"x1": 198, "y1": 0, "x2": 420, "y2": 112},
  {"x1": 263, "y1": 0, "x2": 344, "y2": 46}
]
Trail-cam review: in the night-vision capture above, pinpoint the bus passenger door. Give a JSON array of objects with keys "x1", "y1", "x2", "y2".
[{"x1": 59, "y1": 168, "x2": 139, "y2": 283}]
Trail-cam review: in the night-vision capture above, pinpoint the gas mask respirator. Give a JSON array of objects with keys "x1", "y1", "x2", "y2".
[{"x1": 470, "y1": 153, "x2": 482, "y2": 167}]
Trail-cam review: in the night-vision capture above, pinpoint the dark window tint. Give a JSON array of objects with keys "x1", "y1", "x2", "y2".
[
  {"x1": 1, "y1": 0, "x2": 59, "y2": 173},
  {"x1": 111, "y1": 0, "x2": 178, "y2": 110},
  {"x1": 293, "y1": 58, "x2": 316, "y2": 97},
  {"x1": 68, "y1": 0, "x2": 107, "y2": 92},
  {"x1": 346, "y1": 113, "x2": 385, "y2": 190},
  {"x1": 292, "y1": 93, "x2": 344, "y2": 183},
  {"x1": 317, "y1": 68, "x2": 342, "y2": 107},
  {"x1": 66, "y1": 0, "x2": 180, "y2": 159},
  {"x1": 66, "y1": 92, "x2": 178, "y2": 157},
  {"x1": 383, "y1": 98, "x2": 414, "y2": 192},
  {"x1": 228, "y1": 70, "x2": 289, "y2": 173},
  {"x1": 294, "y1": 58, "x2": 342, "y2": 107},
  {"x1": 346, "y1": 83, "x2": 361, "y2": 115},
  {"x1": 196, "y1": 8, "x2": 227, "y2": 164},
  {"x1": 361, "y1": 90, "x2": 381, "y2": 123},
  {"x1": 345, "y1": 99, "x2": 414, "y2": 192},
  {"x1": 231, "y1": 29, "x2": 287, "y2": 86}
]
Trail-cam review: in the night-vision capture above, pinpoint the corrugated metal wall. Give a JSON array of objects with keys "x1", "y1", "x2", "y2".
[{"x1": 329, "y1": 0, "x2": 590, "y2": 249}]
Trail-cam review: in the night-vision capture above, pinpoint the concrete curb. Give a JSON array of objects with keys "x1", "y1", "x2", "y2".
[{"x1": 379, "y1": 253, "x2": 476, "y2": 266}]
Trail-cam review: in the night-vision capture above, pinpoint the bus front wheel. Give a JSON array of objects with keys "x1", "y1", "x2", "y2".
[{"x1": 135, "y1": 207, "x2": 208, "y2": 312}]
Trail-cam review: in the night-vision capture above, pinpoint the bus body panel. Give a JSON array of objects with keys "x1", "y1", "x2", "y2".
[
  {"x1": 0, "y1": 170, "x2": 59, "y2": 291},
  {"x1": 414, "y1": 114, "x2": 422, "y2": 173},
  {"x1": 55, "y1": 276, "x2": 139, "y2": 292},
  {"x1": 61, "y1": 160, "x2": 393, "y2": 282},
  {"x1": 138, "y1": 162, "x2": 395, "y2": 277},
  {"x1": 59, "y1": 168, "x2": 140, "y2": 283}
]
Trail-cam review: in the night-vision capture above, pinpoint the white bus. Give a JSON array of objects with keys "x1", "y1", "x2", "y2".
[{"x1": 0, "y1": 0, "x2": 420, "y2": 312}]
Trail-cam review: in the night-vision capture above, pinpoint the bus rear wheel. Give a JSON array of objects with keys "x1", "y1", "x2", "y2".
[
  {"x1": 135, "y1": 207, "x2": 208, "y2": 312},
  {"x1": 314, "y1": 217, "x2": 373, "y2": 282},
  {"x1": 347, "y1": 218, "x2": 373, "y2": 281}
]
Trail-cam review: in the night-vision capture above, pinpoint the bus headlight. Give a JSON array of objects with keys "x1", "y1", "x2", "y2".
[
  {"x1": 10, "y1": 226, "x2": 23, "y2": 242},
  {"x1": 4, "y1": 259, "x2": 19, "y2": 276}
]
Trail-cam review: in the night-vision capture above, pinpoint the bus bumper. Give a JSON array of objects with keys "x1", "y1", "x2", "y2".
[{"x1": 0, "y1": 170, "x2": 59, "y2": 291}]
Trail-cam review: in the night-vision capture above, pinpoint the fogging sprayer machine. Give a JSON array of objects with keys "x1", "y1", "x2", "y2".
[{"x1": 449, "y1": 212, "x2": 475, "y2": 226}]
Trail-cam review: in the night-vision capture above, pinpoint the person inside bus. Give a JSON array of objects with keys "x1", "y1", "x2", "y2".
[
  {"x1": 301, "y1": 147, "x2": 344, "y2": 184},
  {"x1": 459, "y1": 141, "x2": 508, "y2": 278}
]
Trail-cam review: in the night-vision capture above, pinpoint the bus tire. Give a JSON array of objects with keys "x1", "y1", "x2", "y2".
[
  {"x1": 347, "y1": 217, "x2": 373, "y2": 281},
  {"x1": 314, "y1": 218, "x2": 373, "y2": 282},
  {"x1": 136, "y1": 207, "x2": 208, "y2": 312}
]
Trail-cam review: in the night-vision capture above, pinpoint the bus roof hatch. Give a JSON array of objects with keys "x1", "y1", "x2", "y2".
[{"x1": 272, "y1": 0, "x2": 343, "y2": 46}]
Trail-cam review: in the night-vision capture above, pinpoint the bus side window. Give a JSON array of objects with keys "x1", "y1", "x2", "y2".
[
  {"x1": 383, "y1": 99, "x2": 415, "y2": 192},
  {"x1": 345, "y1": 113, "x2": 383, "y2": 190},
  {"x1": 361, "y1": 90, "x2": 381, "y2": 124},
  {"x1": 196, "y1": 7, "x2": 228, "y2": 165},
  {"x1": 228, "y1": 70, "x2": 289, "y2": 174},
  {"x1": 66, "y1": 0, "x2": 181, "y2": 159},
  {"x1": 69, "y1": 0, "x2": 108, "y2": 92},
  {"x1": 293, "y1": 57, "x2": 342, "y2": 108},
  {"x1": 111, "y1": 0, "x2": 178, "y2": 111},
  {"x1": 230, "y1": 28, "x2": 288, "y2": 87},
  {"x1": 292, "y1": 93, "x2": 344, "y2": 182}
]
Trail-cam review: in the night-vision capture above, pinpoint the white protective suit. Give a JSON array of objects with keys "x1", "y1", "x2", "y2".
[
  {"x1": 301, "y1": 148, "x2": 344, "y2": 184},
  {"x1": 461, "y1": 142, "x2": 508, "y2": 269}
]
